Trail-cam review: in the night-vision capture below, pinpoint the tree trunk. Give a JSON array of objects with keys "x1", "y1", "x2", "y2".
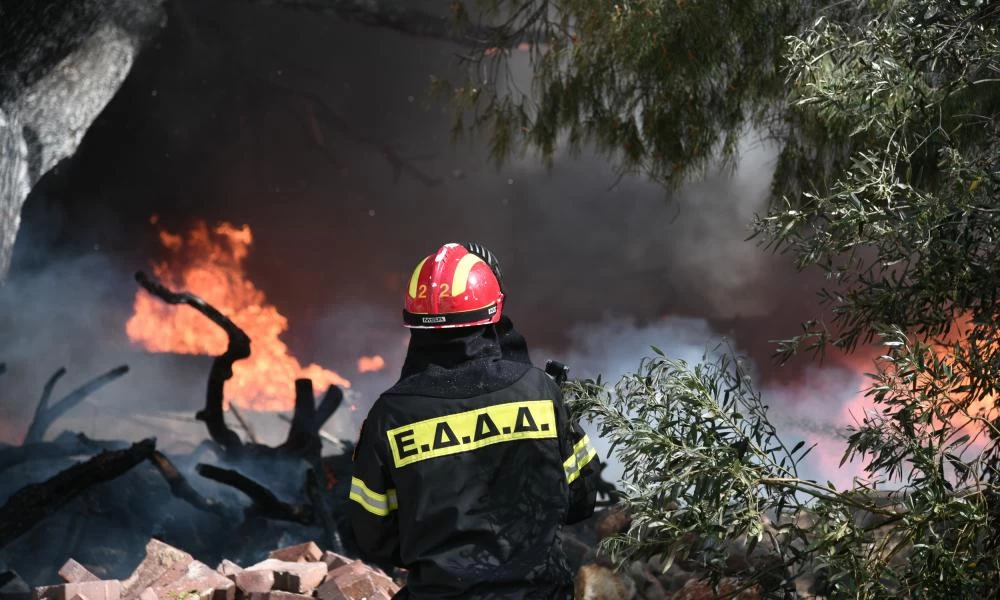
[{"x1": 0, "y1": 0, "x2": 166, "y2": 281}]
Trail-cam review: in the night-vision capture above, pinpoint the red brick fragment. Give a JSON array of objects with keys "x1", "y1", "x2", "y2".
[
  {"x1": 267, "y1": 543, "x2": 322, "y2": 563},
  {"x1": 58, "y1": 560, "x2": 100, "y2": 584},
  {"x1": 121, "y1": 539, "x2": 193, "y2": 600},
  {"x1": 233, "y1": 570, "x2": 274, "y2": 595},
  {"x1": 34, "y1": 580, "x2": 121, "y2": 600},
  {"x1": 215, "y1": 561, "x2": 243, "y2": 578},
  {"x1": 319, "y1": 552, "x2": 350, "y2": 571},
  {"x1": 247, "y1": 592, "x2": 312, "y2": 600},
  {"x1": 243, "y1": 561, "x2": 325, "y2": 595},
  {"x1": 150, "y1": 560, "x2": 235, "y2": 600}
]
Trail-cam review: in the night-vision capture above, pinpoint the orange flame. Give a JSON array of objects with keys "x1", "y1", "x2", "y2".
[
  {"x1": 357, "y1": 355, "x2": 386, "y2": 373},
  {"x1": 125, "y1": 221, "x2": 350, "y2": 411}
]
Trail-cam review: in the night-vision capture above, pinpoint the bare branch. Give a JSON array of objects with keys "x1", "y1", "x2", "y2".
[
  {"x1": 148, "y1": 451, "x2": 231, "y2": 519},
  {"x1": 0, "y1": 439, "x2": 156, "y2": 548},
  {"x1": 24, "y1": 366, "x2": 129, "y2": 444},
  {"x1": 196, "y1": 463, "x2": 313, "y2": 525},
  {"x1": 135, "y1": 271, "x2": 247, "y2": 454}
]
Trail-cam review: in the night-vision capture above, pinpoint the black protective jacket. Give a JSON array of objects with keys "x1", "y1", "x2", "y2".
[{"x1": 347, "y1": 318, "x2": 599, "y2": 599}]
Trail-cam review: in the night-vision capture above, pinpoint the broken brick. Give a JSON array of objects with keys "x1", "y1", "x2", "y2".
[
  {"x1": 215, "y1": 561, "x2": 243, "y2": 579},
  {"x1": 150, "y1": 560, "x2": 235, "y2": 600},
  {"x1": 58, "y1": 560, "x2": 100, "y2": 585},
  {"x1": 247, "y1": 593, "x2": 312, "y2": 600},
  {"x1": 33, "y1": 580, "x2": 121, "y2": 600},
  {"x1": 121, "y1": 539, "x2": 193, "y2": 600},
  {"x1": 318, "y1": 562, "x2": 397, "y2": 600},
  {"x1": 232, "y1": 570, "x2": 274, "y2": 595},
  {"x1": 319, "y1": 552, "x2": 351, "y2": 572},
  {"x1": 243, "y1": 561, "x2": 325, "y2": 595},
  {"x1": 267, "y1": 543, "x2": 322, "y2": 563}
]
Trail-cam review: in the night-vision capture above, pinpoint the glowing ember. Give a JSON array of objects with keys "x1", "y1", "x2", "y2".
[
  {"x1": 126, "y1": 220, "x2": 350, "y2": 411},
  {"x1": 357, "y1": 355, "x2": 385, "y2": 373}
]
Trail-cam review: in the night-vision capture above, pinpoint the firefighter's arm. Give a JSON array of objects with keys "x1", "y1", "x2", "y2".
[
  {"x1": 347, "y1": 416, "x2": 402, "y2": 566},
  {"x1": 554, "y1": 392, "x2": 599, "y2": 525}
]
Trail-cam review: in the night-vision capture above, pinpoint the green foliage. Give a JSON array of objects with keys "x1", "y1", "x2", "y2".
[
  {"x1": 439, "y1": 0, "x2": 804, "y2": 184},
  {"x1": 449, "y1": 0, "x2": 1000, "y2": 596}
]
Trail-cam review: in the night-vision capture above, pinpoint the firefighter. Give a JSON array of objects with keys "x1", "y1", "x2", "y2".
[{"x1": 347, "y1": 242, "x2": 599, "y2": 599}]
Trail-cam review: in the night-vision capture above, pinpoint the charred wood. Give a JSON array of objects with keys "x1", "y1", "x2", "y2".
[
  {"x1": 148, "y1": 450, "x2": 231, "y2": 519},
  {"x1": 24, "y1": 365, "x2": 130, "y2": 444},
  {"x1": 312, "y1": 385, "x2": 343, "y2": 433},
  {"x1": 196, "y1": 463, "x2": 313, "y2": 525},
  {"x1": 304, "y1": 467, "x2": 343, "y2": 555},
  {"x1": 0, "y1": 438, "x2": 156, "y2": 548},
  {"x1": 0, "y1": 432, "x2": 129, "y2": 474},
  {"x1": 135, "y1": 271, "x2": 247, "y2": 455},
  {"x1": 283, "y1": 379, "x2": 318, "y2": 456}
]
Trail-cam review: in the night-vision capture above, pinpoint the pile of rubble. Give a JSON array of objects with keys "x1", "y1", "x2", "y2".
[{"x1": 15, "y1": 540, "x2": 398, "y2": 600}]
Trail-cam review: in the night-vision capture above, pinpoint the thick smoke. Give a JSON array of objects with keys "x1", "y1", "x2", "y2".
[{"x1": 3, "y1": 0, "x2": 862, "y2": 486}]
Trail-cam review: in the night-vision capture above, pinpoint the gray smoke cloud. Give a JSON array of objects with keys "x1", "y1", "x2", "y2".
[{"x1": 2, "y1": 0, "x2": 861, "y2": 495}]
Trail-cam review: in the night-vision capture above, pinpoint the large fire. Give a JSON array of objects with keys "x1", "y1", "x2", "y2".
[{"x1": 126, "y1": 220, "x2": 350, "y2": 411}]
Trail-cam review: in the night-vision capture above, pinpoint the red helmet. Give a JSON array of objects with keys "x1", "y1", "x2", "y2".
[{"x1": 403, "y1": 243, "x2": 504, "y2": 328}]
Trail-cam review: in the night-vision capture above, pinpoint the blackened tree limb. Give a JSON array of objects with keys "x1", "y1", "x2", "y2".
[
  {"x1": 312, "y1": 385, "x2": 343, "y2": 431},
  {"x1": 24, "y1": 365, "x2": 129, "y2": 444},
  {"x1": 244, "y1": 0, "x2": 541, "y2": 48},
  {"x1": 305, "y1": 467, "x2": 344, "y2": 554},
  {"x1": 24, "y1": 367, "x2": 67, "y2": 443},
  {"x1": 0, "y1": 438, "x2": 156, "y2": 549},
  {"x1": 135, "y1": 271, "x2": 247, "y2": 455},
  {"x1": 0, "y1": 433, "x2": 129, "y2": 474},
  {"x1": 281, "y1": 379, "x2": 318, "y2": 456},
  {"x1": 0, "y1": 362, "x2": 6, "y2": 377},
  {"x1": 196, "y1": 463, "x2": 313, "y2": 525},
  {"x1": 148, "y1": 451, "x2": 231, "y2": 519}
]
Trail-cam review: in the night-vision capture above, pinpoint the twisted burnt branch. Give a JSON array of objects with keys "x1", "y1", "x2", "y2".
[
  {"x1": 149, "y1": 450, "x2": 231, "y2": 519},
  {"x1": 305, "y1": 467, "x2": 344, "y2": 554},
  {"x1": 196, "y1": 463, "x2": 313, "y2": 525},
  {"x1": 135, "y1": 270, "x2": 247, "y2": 455},
  {"x1": 0, "y1": 432, "x2": 129, "y2": 474},
  {"x1": 24, "y1": 365, "x2": 130, "y2": 444},
  {"x1": 0, "y1": 438, "x2": 157, "y2": 549}
]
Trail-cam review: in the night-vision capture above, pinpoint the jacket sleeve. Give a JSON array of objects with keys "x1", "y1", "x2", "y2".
[
  {"x1": 347, "y1": 413, "x2": 402, "y2": 566},
  {"x1": 552, "y1": 385, "x2": 599, "y2": 525}
]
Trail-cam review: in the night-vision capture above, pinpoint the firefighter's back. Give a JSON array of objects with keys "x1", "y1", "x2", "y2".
[{"x1": 371, "y1": 366, "x2": 575, "y2": 599}]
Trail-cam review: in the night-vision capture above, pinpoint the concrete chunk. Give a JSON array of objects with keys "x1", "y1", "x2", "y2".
[
  {"x1": 33, "y1": 580, "x2": 121, "y2": 600},
  {"x1": 59, "y1": 560, "x2": 100, "y2": 584},
  {"x1": 137, "y1": 589, "x2": 157, "y2": 600},
  {"x1": 121, "y1": 539, "x2": 193, "y2": 600},
  {"x1": 266, "y1": 543, "x2": 322, "y2": 563},
  {"x1": 243, "y1": 561, "x2": 325, "y2": 595}
]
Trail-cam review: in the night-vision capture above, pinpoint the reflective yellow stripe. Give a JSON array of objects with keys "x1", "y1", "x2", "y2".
[
  {"x1": 450, "y1": 253, "x2": 485, "y2": 297},
  {"x1": 386, "y1": 400, "x2": 557, "y2": 468},
  {"x1": 348, "y1": 476, "x2": 398, "y2": 517},
  {"x1": 564, "y1": 435, "x2": 597, "y2": 484},
  {"x1": 408, "y1": 257, "x2": 428, "y2": 298}
]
